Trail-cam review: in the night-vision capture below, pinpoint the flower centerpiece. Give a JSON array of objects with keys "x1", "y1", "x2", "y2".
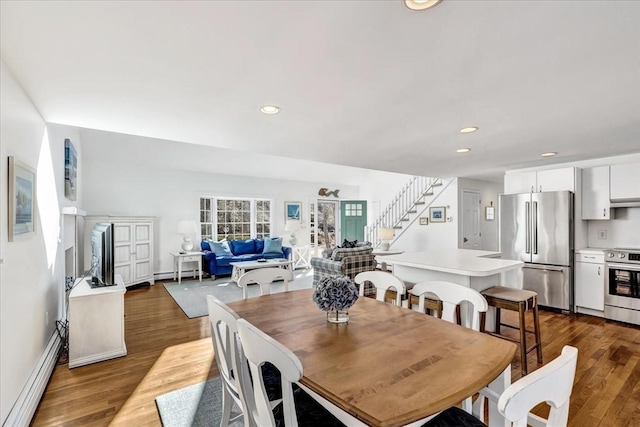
[{"x1": 312, "y1": 275, "x2": 359, "y2": 323}]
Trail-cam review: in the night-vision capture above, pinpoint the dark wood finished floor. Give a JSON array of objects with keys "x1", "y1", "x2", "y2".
[{"x1": 31, "y1": 281, "x2": 640, "y2": 426}]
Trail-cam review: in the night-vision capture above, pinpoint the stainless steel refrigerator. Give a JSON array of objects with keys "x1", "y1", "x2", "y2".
[{"x1": 500, "y1": 191, "x2": 574, "y2": 311}]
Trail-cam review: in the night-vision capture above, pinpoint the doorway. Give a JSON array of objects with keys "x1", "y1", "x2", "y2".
[
  {"x1": 312, "y1": 200, "x2": 339, "y2": 256},
  {"x1": 340, "y1": 200, "x2": 367, "y2": 243},
  {"x1": 461, "y1": 190, "x2": 481, "y2": 250}
]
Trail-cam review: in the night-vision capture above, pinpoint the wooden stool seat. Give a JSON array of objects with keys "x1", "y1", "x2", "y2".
[{"x1": 481, "y1": 286, "x2": 543, "y2": 375}]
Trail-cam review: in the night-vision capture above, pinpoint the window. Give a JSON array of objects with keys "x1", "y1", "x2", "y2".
[{"x1": 200, "y1": 197, "x2": 271, "y2": 241}]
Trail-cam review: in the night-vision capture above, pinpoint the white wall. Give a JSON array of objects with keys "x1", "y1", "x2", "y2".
[
  {"x1": 0, "y1": 62, "x2": 83, "y2": 423},
  {"x1": 78, "y1": 130, "x2": 363, "y2": 276}
]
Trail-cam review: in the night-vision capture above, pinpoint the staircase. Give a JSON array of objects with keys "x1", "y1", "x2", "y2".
[{"x1": 366, "y1": 176, "x2": 453, "y2": 249}]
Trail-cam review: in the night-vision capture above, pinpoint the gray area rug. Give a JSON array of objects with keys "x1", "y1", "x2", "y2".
[
  {"x1": 163, "y1": 269, "x2": 314, "y2": 318},
  {"x1": 156, "y1": 377, "x2": 243, "y2": 427}
]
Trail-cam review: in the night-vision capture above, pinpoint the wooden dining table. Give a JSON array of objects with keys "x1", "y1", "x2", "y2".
[{"x1": 227, "y1": 289, "x2": 517, "y2": 427}]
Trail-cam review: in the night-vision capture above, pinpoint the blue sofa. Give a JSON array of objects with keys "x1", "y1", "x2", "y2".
[{"x1": 201, "y1": 238, "x2": 291, "y2": 279}]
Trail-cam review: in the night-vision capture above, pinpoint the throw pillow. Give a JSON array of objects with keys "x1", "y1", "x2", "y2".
[
  {"x1": 263, "y1": 237, "x2": 283, "y2": 254},
  {"x1": 230, "y1": 239, "x2": 256, "y2": 256},
  {"x1": 209, "y1": 241, "x2": 233, "y2": 257},
  {"x1": 342, "y1": 239, "x2": 358, "y2": 248}
]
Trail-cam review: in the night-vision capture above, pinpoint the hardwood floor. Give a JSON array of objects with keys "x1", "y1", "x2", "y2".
[{"x1": 32, "y1": 281, "x2": 640, "y2": 426}]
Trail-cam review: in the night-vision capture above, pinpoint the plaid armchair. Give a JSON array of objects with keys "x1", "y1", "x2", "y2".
[{"x1": 310, "y1": 244, "x2": 377, "y2": 296}]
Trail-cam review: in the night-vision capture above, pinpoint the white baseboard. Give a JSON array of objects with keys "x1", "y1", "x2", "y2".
[{"x1": 3, "y1": 332, "x2": 60, "y2": 427}]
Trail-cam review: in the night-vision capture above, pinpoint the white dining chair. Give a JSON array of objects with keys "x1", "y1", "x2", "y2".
[
  {"x1": 206, "y1": 295, "x2": 252, "y2": 427},
  {"x1": 237, "y1": 267, "x2": 294, "y2": 299},
  {"x1": 236, "y1": 318, "x2": 367, "y2": 427},
  {"x1": 425, "y1": 345, "x2": 579, "y2": 427},
  {"x1": 354, "y1": 271, "x2": 406, "y2": 305},
  {"x1": 409, "y1": 281, "x2": 487, "y2": 331}
]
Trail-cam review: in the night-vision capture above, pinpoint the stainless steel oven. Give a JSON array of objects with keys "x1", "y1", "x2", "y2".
[{"x1": 604, "y1": 248, "x2": 640, "y2": 325}]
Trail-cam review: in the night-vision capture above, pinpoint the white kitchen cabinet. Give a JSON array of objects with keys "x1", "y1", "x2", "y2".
[
  {"x1": 504, "y1": 167, "x2": 576, "y2": 194},
  {"x1": 610, "y1": 162, "x2": 640, "y2": 201},
  {"x1": 575, "y1": 250, "x2": 605, "y2": 315},
  {"x1": 582, "y1": 166, "x2": 611, "y2": 220},
  {"x1": 85, "y1": 216, "x2": 155, "y2": 287}
]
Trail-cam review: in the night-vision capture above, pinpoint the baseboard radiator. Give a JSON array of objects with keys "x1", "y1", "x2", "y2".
[{"x1": 3, "y1": 332, "x2": 60, "y2": 427}]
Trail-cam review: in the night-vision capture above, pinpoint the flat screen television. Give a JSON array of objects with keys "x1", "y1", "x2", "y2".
[{"x1": 90, "y1": 222, "x2": 115, "y2": 287}]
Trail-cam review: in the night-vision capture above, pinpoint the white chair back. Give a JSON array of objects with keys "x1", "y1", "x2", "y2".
[
  {"x1": 206, "y1": 295, "x2": 252, "y2": 426},
  {"x1": 237, "y1": 267, "x2": 294, "y2": 299},
  {"x1": 499, "y1": 345, "x2": 578, "y2": 427},
  {"x1": 410, "y1": 281, "x2": 488, "y2": 331},
  {"x1": 354, "y1": 271, "x2": 406, "y2": 305}
]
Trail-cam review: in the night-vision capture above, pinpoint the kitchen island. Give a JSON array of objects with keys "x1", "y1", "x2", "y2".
[{"x1": 383, "y1": 249, "x2": 524, "y2": 293}]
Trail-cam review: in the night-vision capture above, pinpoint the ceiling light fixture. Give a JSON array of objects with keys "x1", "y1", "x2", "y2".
[
  {"x1": 260, "y1": 105, "x2": 281, "y2": 115},
  {"x1": 405, "y1": 0, "x2": 443, "y2": 11},
  {"x1": 456, "y1": 148, "x2": 471, "y2": 153},
  {"x1": 460, "y1": 127, "x2": 479, "y2": 134},
  {"x1": 541, "y1": 152, "x2": 557, "y2": 157}
]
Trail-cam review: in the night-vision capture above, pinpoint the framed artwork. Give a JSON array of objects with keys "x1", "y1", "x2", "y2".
[
  {"x1": 419, "y1": 217, "x2": 429, "y2": 225},
  {"x1": 485, "y1": 206, "x2": 495, "y2": 221},
  {"x1": 8, "y1": 156, "x2": 37, "y2": 241},
  {"x1": 429, "y1": 206, "x2": 446, "y2": 223},
  {"x1": 285, "y1": 201, "x2": 302, "y2": 221},
  {"x1": 64, "y1": 139, "x2": 77, "y2": 201}
]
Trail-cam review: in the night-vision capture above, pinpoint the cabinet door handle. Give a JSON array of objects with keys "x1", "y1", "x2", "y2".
[
  {"x1": 598, "y1": 267, "x2": 601, "y2": 276},
  {"x1": 531, "y1": 185, "x2": 534, "y2": 193},
  {"x1": 539, "y1": 185, "x2": 542, "y2": 192},
  {"x1": 603, "y1": 208, "x2": 606, "y2": 217}
]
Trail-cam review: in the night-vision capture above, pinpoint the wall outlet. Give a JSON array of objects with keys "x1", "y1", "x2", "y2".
[{"x1": 598, "y1": 230, "x2": 607, "y2": 240}]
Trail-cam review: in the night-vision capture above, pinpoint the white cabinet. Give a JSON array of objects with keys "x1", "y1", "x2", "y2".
[
  {"x1": 610, "y1": 162, "x2": 640, "y2": 201},
  {"x1": 504, "y1": 167, "x2": 576, "y2": 194},
  {"x1": 85, "y1": 216, "x2": 155, "y2": 287},
  {"x1": 582, "y1": 166, "x2": 611, "y2": 220},
  {"x1": 575, "y1": 250, "x2": 605, "y2": 315},
  {"x1": 69, "y1": 275, "x2": 126, "y2": 368}
]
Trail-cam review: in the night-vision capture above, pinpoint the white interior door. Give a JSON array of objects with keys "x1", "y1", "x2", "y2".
[{"x1": 462, "y1": 190, "x2": 481, "y2": 250}]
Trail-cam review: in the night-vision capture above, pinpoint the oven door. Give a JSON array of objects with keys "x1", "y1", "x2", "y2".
[{"x1": 605, "y1": 262, "x2": 640, "y2": 310}]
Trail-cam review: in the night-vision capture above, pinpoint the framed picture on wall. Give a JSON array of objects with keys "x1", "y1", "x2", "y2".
[
  {"x1": 429, "y1": 206, "x2": 446, "y2": 223},
  {"x1": 8, "y1": 156, "x2": 37, "y2": 241},
  {"x1": 64, "y1": 139, "x2": 78, "y2": 201},
  {"x1": 285, "y1": 201, "x2": 302, "y2": 221}
]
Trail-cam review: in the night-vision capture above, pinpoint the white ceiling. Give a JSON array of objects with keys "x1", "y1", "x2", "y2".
[{"x1": 2, "y1": 1, "x2": 639, "y2": 182}]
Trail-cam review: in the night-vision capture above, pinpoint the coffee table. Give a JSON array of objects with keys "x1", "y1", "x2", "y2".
[{"x1": 229, "y1": 258, "x2": 293, "y2": 284}]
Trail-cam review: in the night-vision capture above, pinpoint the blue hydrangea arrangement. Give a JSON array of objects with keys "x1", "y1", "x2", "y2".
[{"x1": 312, "y1": 275, "x2": 359, "y2": 312}]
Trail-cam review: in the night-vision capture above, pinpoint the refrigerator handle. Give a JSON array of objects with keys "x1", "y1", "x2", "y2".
[
  {"x1": 525, "y1": 201, "x2": 530, "y2": 254},
  {"x1": 533, "y1": 201, "x2": 538, "y2": 254}
]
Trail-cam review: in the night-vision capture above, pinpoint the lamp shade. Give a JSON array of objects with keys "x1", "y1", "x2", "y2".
[
  {"x1": 379, "y1": 227, "x2": 395, "y2": 241},
  {"x1": 285, "y1": 219, "x2": 301, "y2": 232},
  {"x1": 177, "y1": 220, "x2": 198, "y2": 234}
]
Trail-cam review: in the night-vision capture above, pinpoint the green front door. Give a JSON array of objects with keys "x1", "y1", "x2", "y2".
[{"x1": 340, "y1": 201, "x2": 367, "y2": 243}]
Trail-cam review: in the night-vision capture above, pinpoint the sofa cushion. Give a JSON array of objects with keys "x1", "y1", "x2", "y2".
[
  {"x1": 201, "y1": 240, "x2": 212, "y2": 251},
  {"x1": 214, "y1": 256, "x2": 235, "y2": 267},
  {"x1": 209, "y1": 240, "x2": 233, "y2": 257},
  {"x1": 236, "y1": 254, "x2": 260, "y2": 261},
  {"x1": 255, "y1": 239, "x2": 265, "y2": 253},
  {"x1": 229, "y1": 239, "x2": 256, "y2": 256},
  {"x1": 263, "y1": 237, "x2": 283, "y2": 254}
]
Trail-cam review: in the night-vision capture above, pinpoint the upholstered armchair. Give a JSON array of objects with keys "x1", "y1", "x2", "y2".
[{"x1": 310, "y1": 243, "x2": 377, "y2": 296}]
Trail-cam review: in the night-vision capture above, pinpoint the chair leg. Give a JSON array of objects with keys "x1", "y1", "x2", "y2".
[
  {"x1": 533, "y1": 299, "x2": 543, "y2": 364},
  {"x1": 519, "y1": 303, "x2": 528, "y2": 375},
  {"x1": 495, "y1": 307, "x2": 501, "y2": 334}
]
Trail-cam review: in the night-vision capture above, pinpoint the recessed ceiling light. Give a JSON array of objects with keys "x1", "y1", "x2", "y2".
[
  {"x1": 460, "y1": 127, "x2": 478, "y2": 134},
  {"x1": 260, "y1": 105, "x2": 281, "y2": 115},
  {"x1": 541, "y1": 152, "x2": 557, "y2": 157},
  {"x1": 456, "y1": 148, "x2": 471, "y2": 153},
  {"x1": 405, "y1": 0, "x2": 443, "y2": 11}
]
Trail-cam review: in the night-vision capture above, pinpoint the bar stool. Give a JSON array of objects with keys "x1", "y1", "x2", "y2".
[{"x1": 481, "y1": 286, "x2": 543, "y2": 375}]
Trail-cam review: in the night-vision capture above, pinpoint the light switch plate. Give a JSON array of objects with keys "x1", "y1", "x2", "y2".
[{"x1": 598, "y1": 230, "x2": 607, "y2": 239}]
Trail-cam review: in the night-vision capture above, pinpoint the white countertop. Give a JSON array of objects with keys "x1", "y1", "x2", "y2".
[
  {"x1": 576, "y1": 248, "x2": 606, "y2": 255},
  {"x1": 382, "y1": 249, "x2": 524, "y2": 277}
]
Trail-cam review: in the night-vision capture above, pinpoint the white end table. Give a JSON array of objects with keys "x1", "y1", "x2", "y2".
[
  {"x1": 292, "y1": 245, "x2": 312, "y2": 269},
  {"x1": 372, "y1": 249, "x2": 405, "y2": 272},
  {"x1": 171, "y1": 251, "x2": 204, "y2": 284}
]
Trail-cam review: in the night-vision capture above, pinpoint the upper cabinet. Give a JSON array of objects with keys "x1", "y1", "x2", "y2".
[
  {"x1": 582, "y1": 166, "x2": 610, "y2": 220},
  {"x1": 610, "y1": 162, "x2": 640, "y2": 202},
  {"x1": 504, "y1": 167, "x2": 576, "y2": 194}
]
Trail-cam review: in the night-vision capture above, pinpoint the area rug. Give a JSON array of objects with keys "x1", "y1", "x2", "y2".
[
  {"x1": 155, "y1": 377, "x2": 243, "y2": 427},
  {"x1": 163, "y1": 269, "x2": 314, "y2": 318}
]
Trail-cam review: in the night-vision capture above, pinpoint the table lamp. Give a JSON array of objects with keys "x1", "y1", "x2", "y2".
[
  {"x1": 177, "y1": 220, "x2": 198, "y2": 252},
  {"x1": 379, "y1": 227, "x2": 395, "y2": 251},
  {"x1": 285, "y1": 219, "x2": 301, "y2": 246}
]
